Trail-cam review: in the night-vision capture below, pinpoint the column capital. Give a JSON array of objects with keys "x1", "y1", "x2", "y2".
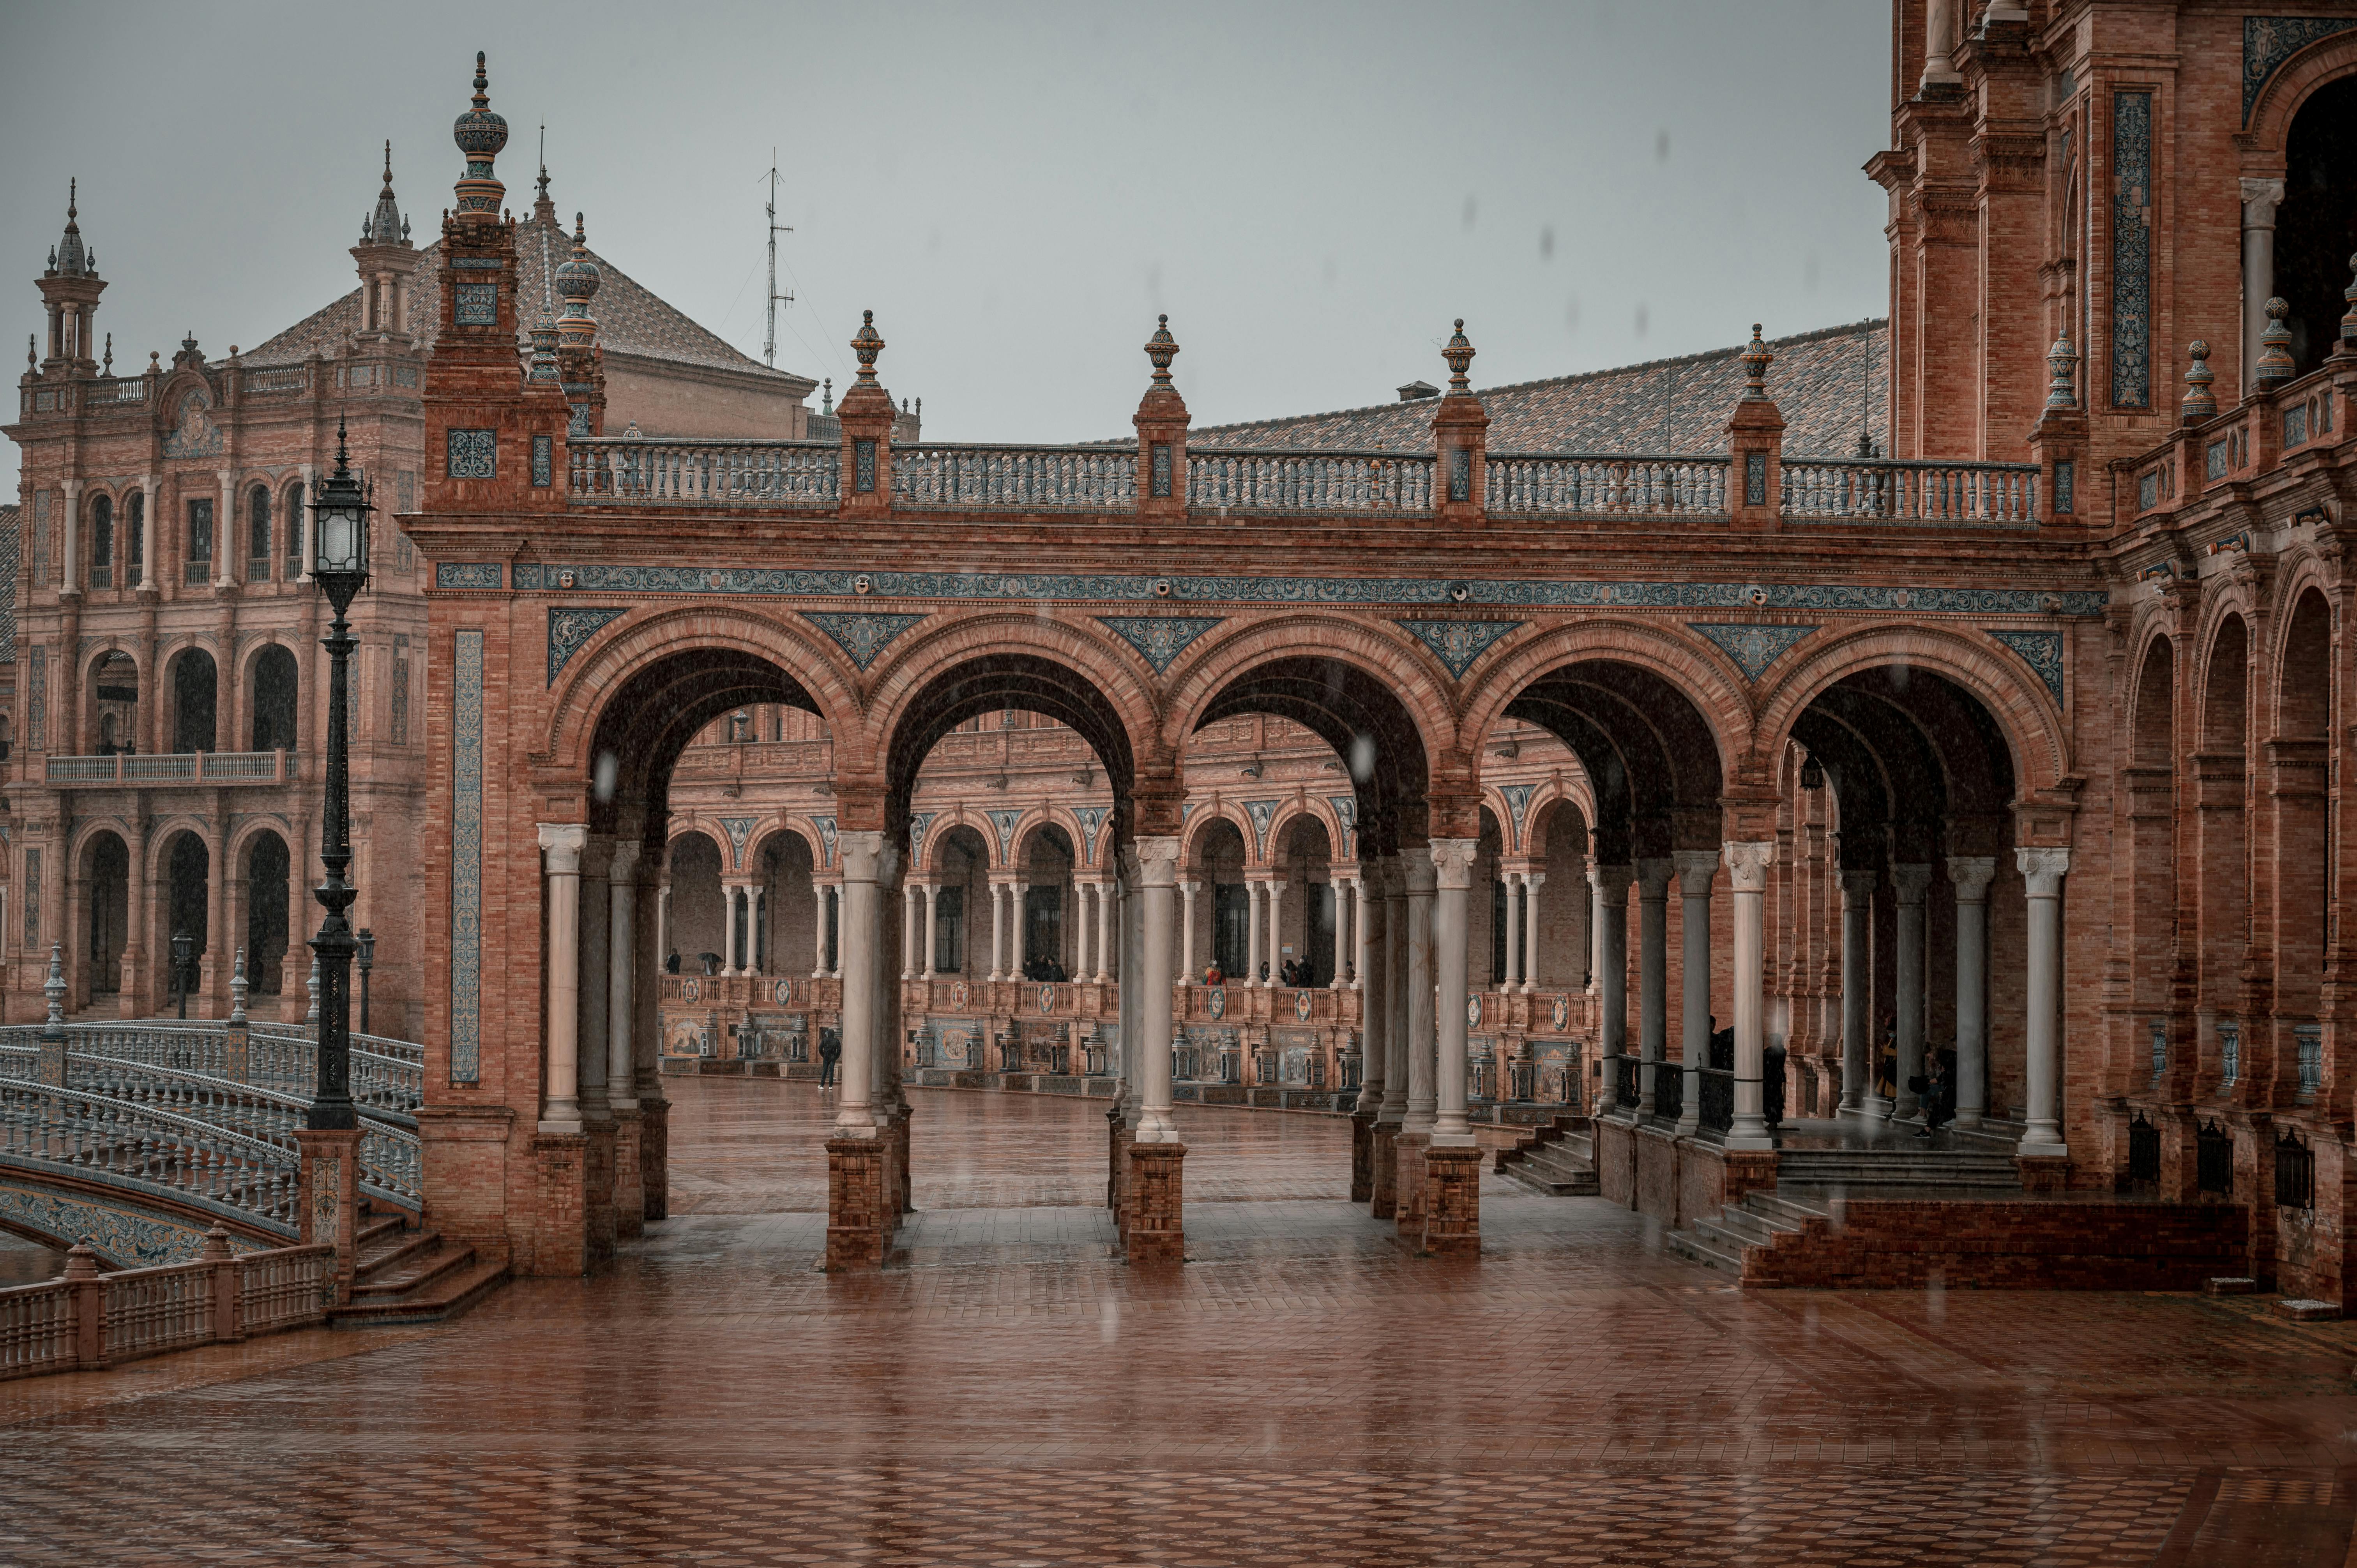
[
  {"x1": 1178, "y1": 878, "x2": 1202, "y2": 894},
  {"x1": 1945, "y1": 854, "x2": 1998, "y2": 898},
  {"x1": 2015, "y1": 845, "x2": 2070, "y2": 896},
  {"x1": 1428, "y1": 837, "x2": 1478, "y2": 890},
  {"x1": 1721, "y1": 840, "x2": 1775, "y2": 892},
  {"x1": 537, "y1": 822, "x2": 588, "y2": 874},
  {"x1": 609, "y1": 838, "x2": 641, "y2": 878},
  {"x1": 1634, "y1": 856, "x2": 1675, "y2": 898},
  {"x1": 1593, "y1": 862, "x2": 1635, "y2": 900},
  {"x1": 1135, "y1": 835, "x2": 1180, "y2": 886},
  {"x1": 839, "y1": 829, "x2": 885, "y2": 881},
  {"x1": 2240, "y1": 176, "x2": 2286, "y2": 226},
  {"x1": 1890, "y1": 861, "x2": 1934, "y2": 904},
  {"x1": 1839, "y1": 867, "x2": 1879, "y2": 902},
  {"x1": 1671, "y1": 849, "x2": 1717, "y2": 896},
  {"x1": 1522, "y1": 871, "x2": 1544, "y2": 890},
  {"x1": 1403, "y1": 856, "x2": 1438, "y2": 895}
]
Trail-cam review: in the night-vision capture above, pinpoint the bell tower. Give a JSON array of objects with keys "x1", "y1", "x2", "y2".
[
  {"x1": 350, "y1": 142, "x2": 417, "y2": 343},
  {"x1": 37, "y1": 180, "x2": 105, "y2": 375}
]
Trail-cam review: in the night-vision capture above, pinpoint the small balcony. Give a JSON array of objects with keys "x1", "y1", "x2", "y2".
[{"x1": 42, "y1": 750, "x2": 301, "y2": 787}]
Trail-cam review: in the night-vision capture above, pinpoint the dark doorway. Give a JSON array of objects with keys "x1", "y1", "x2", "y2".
[
  {"x1": 173, "y1": 650, "x2": 217, "y2": 754},
  {"x1": 2277, "y1": 74, "x2": 2357, "y2": 378},
  {"x1": 1214, "y1": 882, "x2": 1250, "y2": 978},
  {"x1": 250, "y1": 645, "x2": 299, "y2": 752},
  {"x1": 246, "y1": 832, "x2": 290, "y2": 995},
  {"x1": 84, "y1": 832, "x2": 129, "y2": 995},
  {"x1": 166, "y1": 832, "x2": 210, "y2": 981}
]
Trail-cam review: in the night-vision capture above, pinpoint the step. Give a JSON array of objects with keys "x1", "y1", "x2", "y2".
[
  {"x1": 1710, "y1": 1206, "x2": 1802, "y2": 1247},
  {"x1": 353, "y1": 1227, "x2": 442, "y2": 1283},
  {"x1": 331, "y1": 1251, "x2": 509, "y2": 1327},
  {"x1": 355, "y1": 1211, "x2": 409, "y2": 1250},
  {"x1": 1503, "y1": 1161, "x2": 1598, "y2": 1197},
  {"x1": 1693, "y1": 1213, "x2": 1783, "y2": 1254},
  {"x1": 1522, "y1": 1145, "x2": 1592, "y2": 1181},
  {"x1": 1665, "y1": 1228, "x2": 1744, "y2": 1272},
  {"x1": 350, "y1": 1238, "x2": 470, "y2": 1299},
  {"x1": 1745, "y1": 1192, "x2": 1834, "y2": 1225}
]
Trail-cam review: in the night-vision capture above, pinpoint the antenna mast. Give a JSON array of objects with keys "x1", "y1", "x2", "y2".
[{"x1": 764, "y1": 154, "x2": 794, "y2": 368}]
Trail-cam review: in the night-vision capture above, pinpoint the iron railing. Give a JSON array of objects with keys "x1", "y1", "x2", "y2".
[
  {"x1": 1697, "y1": 1067, "x2": 1735, "y2": 1135},
  {"x1": 1652, "y1": 1061, "x2": 1685, "y2": 1124}
]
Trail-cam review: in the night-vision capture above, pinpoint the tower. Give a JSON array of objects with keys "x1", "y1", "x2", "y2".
[
  {"x1": 554, "y1": 213, "x2": 605, "y2": 437},
  {"x1": 350, "y1": 143, "x2": 416, "y2": 343},
  {"x1": 37, "y1": 180, "x2": 105, "y2": 374}
]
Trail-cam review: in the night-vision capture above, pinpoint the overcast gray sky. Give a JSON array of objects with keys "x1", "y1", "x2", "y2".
[{"x1": 2, "y1": 0, "x2": 1891, "y2": 493}]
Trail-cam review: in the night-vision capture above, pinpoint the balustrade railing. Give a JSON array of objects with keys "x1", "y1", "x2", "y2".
[
  {"x1": 44, "y1": 750, "x2": 300, "y2": 787},
  {"x1": 0, "y1": 1082, "x2": 300, "y2": 1229},
  {"x1": 242, "y1": 366, "x2": 308, "y2": 396},
  {"x1": 1187, "y1": 449, "x2": 1435, "y2": 512},
  {"x1": 1485, "y1": 452, "x2": 1730, "y2": 517},
  {"x1": 892, "y1": 443, "x2": 1138, "y2": 510},
  {"x1": 0, "y1": 1235, "x2": 332, "y2": 1381},
  {"x1": 568, "y1": 437, "x2": 841, "y2": 506},
  {"x1": 1780, "y1": 458, "x2": 2040, "y2": 525}
]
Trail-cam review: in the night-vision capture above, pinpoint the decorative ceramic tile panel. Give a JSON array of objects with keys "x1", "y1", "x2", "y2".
[
  {"x1": 454, "y1": 283, "x2": 499, "y2": 326},
  {"x1": 1689, "y1": 622, "x2": 1819, "y2": 682},
  {"x1": 546, "y1": 607, "x2": 627, "y2": 685},
  {"x1": 1097, "y1": 616, "x2": 1224, "y2": 673},
  {"x1": 1073, "y1": 806, "x2": 1108, "y2": 864},
  {"x1": 909, "y1": 812, "x2": 937, "y2": 856},
  {"x1": 1243, "y1": 799, "x2": 1280, "y2": 856},
  {"x1": 450, "y1": 630, "x2": 484, "y2": 1084},
  {"x1": 532, "y1": 433, "x2": 553, "y2": 487},
  {"x1": 26, "y1": 644, "x2": 43, "y2": 751},
  {"x1": 436, "y1": 562, "x2": 504, "y2": 591},
  {"x1": 509, "y1": 562, "x2": 2108, "y2": 617},
  {"x1": 720, "y1": 817, "x2": 756, "y2": 869},
  {"x1": 0, "y1": 1180, "x2": 274, "y2": 1268},
  {"x1": 813, "y1": 816, "x2": 837, "y2": 867},
  {"x1": 22, "y1": 848, "x2": 37, "y2": 947},
  {"x1": 1500, "y1": 783, "x2": 1536, "y2": 847},
  {"x1": 1745, "y1": 452, "x2": 1767, "y2": 506},
  {"x1": 1988, "y1": 629, "x2": 2066, "y2": 703},
  {"x1": 1396, "y1": 619, "x2": 1523, "y2": 679},
  {"x1": 988, "y1": 810, "x2": 1023, "y2": 863},
  {"x1": 446, "y1": 428, "x2": 497, "y2": 480},
  {"x1": 2110, "y1": 92, "x2": 2152, "y2": 410},
  {"x1": 1329, "y1": 796, "x2": 1357, "y2": 856},
  {"x1": 2244, "y1": 16, "x2": 2357, "y2": 120},
  {"x1": 805, "y1": 611, "x2": 926, "y2": 671}
]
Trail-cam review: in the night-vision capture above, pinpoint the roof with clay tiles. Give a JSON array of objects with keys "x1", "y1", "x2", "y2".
[
  {"x1": 244, "y1": 208, "x2": 806, "y2": 384},
  {"x1": 1186, "y1": 318, "x2": 1887, "y2": 459}
]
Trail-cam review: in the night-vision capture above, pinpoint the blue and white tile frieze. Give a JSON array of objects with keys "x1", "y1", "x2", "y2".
[
  {"x1": 546, "y1": 606, "x2": 627, "y2": 684},
  {"x1": 2244, "y1": 17, "x2": 2357, "y2": 120},
  {"x1": 988, "y1": 809, "x2": 1023, "y2": 863},
  {"x1": 1242, "y1": 799, "x2": 1280, "y2": 857},
  {"x1": 1689, "y1": 622, "x2": 1819, "y2": 682},
  {"x1": 449, "y1": 630, "x2": 485, "y2": 1084},
  {"x1": 1397, "y1": 619, "x2": 1524, "y2": 679},
  {"x1": 1099, "y1": 616, "x2": 1225, "y2": 673},
  {"x1": 436, "y1": 562, "x2": 505, "y2": 591},
  {"x1": 1988, "y1": 629, "x2": 2066, "y2": 703},
  {"x1": 805, "y1": 611, "x2": 927, "y2": 671}
]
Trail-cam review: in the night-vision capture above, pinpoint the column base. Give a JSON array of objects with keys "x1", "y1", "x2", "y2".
[
  {"x1": 1394, "y1": 1131, "x2": 1431, "y2": 1240},
  {"x1": 1349, "y1": 1112, "x2": 1376, "y2": 1204},
  {"x1": 613, "y1": 1108, "x2": 646, "y2": 1239},
  {"x1": 2016, "y1": 1151, "x2": 2070, "y2": 1191},
  {"x1": 529, "y1": 1130, "x2": 592, "y2": 1277},
  {"x1": 1125, "y1": 1140, "x2": 1186, "y2": 1264},
  {"x1": 294, "y1": 1126, "x2": 362, "y2": 1305},
  {"x1": 1422, "y1": 1145, "x2": 1482, "y2": 1257},
  {"x1": 1370, "y1": 1119, "x2": 1401, "y2": 1218},
  {"x1": 825, "y1": 1136, "x2": 888, "y2": 1270}
]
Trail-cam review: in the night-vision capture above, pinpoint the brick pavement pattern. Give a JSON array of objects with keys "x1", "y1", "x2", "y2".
[{"x1": 7, "y1": 1081, "x2": 2357, "y2": 1564}]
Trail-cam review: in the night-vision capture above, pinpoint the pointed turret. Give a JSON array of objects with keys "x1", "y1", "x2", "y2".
[
  {"x1": 352, "y1": 143, "x2": 417, "y2": 341},
  {"x1": 554, "y1": 212, "x2": 605, "y2": 435},
  {"x1": 35, "y1": 180, "x2": 106, "y2": 375}
]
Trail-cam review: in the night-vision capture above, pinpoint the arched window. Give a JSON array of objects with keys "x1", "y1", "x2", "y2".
[
  {"x1": 125, "y1": 490, "x2": 143, "y2": 579},
  {"x1": 283, "y1": 482, "x2": 305, "y2": 574},
  {"x1": 88, "y1": 493, "x2": 113, "y2": 588},
  {"x1": 250, "y1": 645, "x2": 299, "y2": 752},
  {"x1": 2276, "y1": 75, "x2": 2357, "y2": 379},
  {"x1": 185, "y1": 497, "x2": 214, "y2": 586},
  {"x1": 247, "y1": 484, "x2": 272, "y2": 581}
]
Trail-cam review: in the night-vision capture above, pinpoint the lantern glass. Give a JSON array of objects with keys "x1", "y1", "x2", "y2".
[{"x1": 319, "y1": 509, "x2": 358, "y2": 574}]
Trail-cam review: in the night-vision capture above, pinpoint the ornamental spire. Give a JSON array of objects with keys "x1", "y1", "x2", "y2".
[
  {"x1": 1442, "y1": 318, "x2": 1475, "y2": 394},
  {"x1": 451, "y1": 51, "x2": 509, "y2": 223},
  {"x1": 2179, "y1": 340, "x2": 2216, "y2": 425},
  {"x1": 852, "y1": 310, "x2": 884, "y2": 386},
  {"x1": 1144, "y1": 313, "x2": 1179, "y2": 387},
  {"x1": 51, "y1": 179, "x2": 90, "y2": 277},
  {"x1": 1739, "y1": 322, "x2": 1773, "y2": 399},
  {"x1": 364, "y1": 141, "x2": 408, "y2": 245}
]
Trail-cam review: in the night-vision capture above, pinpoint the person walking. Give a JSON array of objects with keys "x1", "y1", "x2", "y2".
[
  {"x1": 818, "y1": 1029, "x2": 841, "y2": 1089},
  {"x1": 1916, "y1": 1052, "x2": 1956, "y2": 1139}
]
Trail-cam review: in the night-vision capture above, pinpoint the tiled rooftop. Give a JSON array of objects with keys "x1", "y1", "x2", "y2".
[
  {"x1": 1188, "y1": 318, "x2": 1887, "y2": 457},
  {"x1": 244, "y1": 208, "x2": 805, "y2": 383}
]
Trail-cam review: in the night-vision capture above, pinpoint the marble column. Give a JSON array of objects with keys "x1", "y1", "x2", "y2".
[
  {"x1": 1134, "y1": 838, "x2": 1181, "y2": 1142},
  {"x1": 1095, "y1": 876, "x2": 1113, "y2": 982},
  {"x1": 60, "y1": 478, "x2": 80, "y2": 596},
  {"x1": 1723, "y1": 840, "x2": 1776, "y2": 1151},
  {"x1": 1355, "y1": 864, "x2": 1388, "y2": 1112},
  {"x1": 1247, "y1": 879, "x2": 1265, "y2": 985},
  {"x1": 1588, "y1": 865, "x2": 1606, "y2": 998},
  {"x1": 1501, "y1": 869, "x2": 1522, "y2": 990},
  {"x1": 537, "y1": 824, "x2": 588, "y2": 1133},
  {"x1": 1595, "y1": 864, "x2": 1633, "y2": 1110},
  {"x1": 215, "y1": 470, "x2": 234, "y2": 587},
  {"x1": 812, "y1": 883, "x2": 832, "y2": 979},
  {"x1": 1352, "y1": 875, "x2": 1371, "y2": 991},
  {"x1": 1403, "y1": 856, "x2": 1437, "y2": 1134},
  {"x1": 921, "y1": 883, "x2": 939, "y2": 980},
  {"x1": 608, "y1": 840, "x2": 640, "y2": 1112},
  {"x1": 1382, "y1": 859, "x2": 1410, "y2": 1126},
  {"x1": 139, "y1": 473, "x2": 160, "y2": 591},
  {"x1": 1179, "y1": 881, "x2": 1199, "y2": 982},
  {"x1": 1891, "y1": 863, "x2": 1931, "y2": 1119},
  {"x1": 1635, "y1": 859, "x2": 1673, "y2": 1117},
  {"x1": 901, "y1": 884, "x2": 919, "y2": 980},
  {"x1": 1330, "y1": 875, "x2": 1350, "y2": 989},
  {"x1": 834, "y1": 832, "x2": 883, "y2": 1137},
  {"x1": 2017, "y1": 847, "x2": 2070, "y2": 1156},
  {"x1": 1673, "y1": 850, "x2": 1716, "y2": 1135},
  {"x1": 2241, "y1": 178, "x2": 2286, "y2": 397},
  {"x1": 1431, "y1": 841, "x2": 1477, "y2": 1144},
  {"x1": 1267, "y1": 874, "x2": 1285, "y2": 984},
  {"x1": 578, "y1": 842, "x2": 611, "y2": 1118},
  {"x1": 1839, "y1": 869, "x2": 1876, "y2": 1116},
  {"x1": 987, "y1": 881, "x2": 1006, "y2": 982},
  {"x1": 747, "y1": 888, "x2": 765, "y2": 976},
  {"x1": 1520, "y1": 872, "x2": 1542, "y2": 993},
  {"x1": 721, "y1": 886, "x2": 740, "y2": 977},
  {"x1": 1947, "y1": 856, "x2": 1995, "y2": 1130}
]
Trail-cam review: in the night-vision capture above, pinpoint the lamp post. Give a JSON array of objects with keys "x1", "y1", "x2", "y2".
[
  {"x1": 356, "y1": 927, "x2": 375, "y2": 1037},
  {"x1": 304, "y1": 417, "x2": 369, "y2": 1133},
  {"x1": 170, "y1": 928, "x2": 193, "y2": 1020}
]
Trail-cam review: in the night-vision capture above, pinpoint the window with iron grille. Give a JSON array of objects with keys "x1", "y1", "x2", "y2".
[
  {"x1": 2276, "y1": 1128, "x2": 2314, "y2": 1210},
  {"x1": 2196, "y1": 1119, "x2": 2233, "y2": 1196}
]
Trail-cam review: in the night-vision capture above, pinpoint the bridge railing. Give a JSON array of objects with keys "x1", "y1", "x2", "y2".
[
  {"x1": 0, "y1": 1081, "x2": 301, "y2": 1231},
  {"x1": 3, "y1": 1022, "x2": 424, "y2": 1117},
  {"x1": 0, "y1": 1232, "x2": 332, "y2": 1381}
]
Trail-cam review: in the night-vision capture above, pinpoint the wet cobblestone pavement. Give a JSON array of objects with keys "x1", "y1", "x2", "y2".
[{"x1": 5, "y1": 1077, "x2": 2357, "y2": 1565}]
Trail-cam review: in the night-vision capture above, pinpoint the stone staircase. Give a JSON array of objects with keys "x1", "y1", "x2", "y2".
[
  {"x1": 1495, "y1": 1116, "x2": 1600, "y2": 1197},
  {"x1": 330, "y1": 1200, "x2": 509, "y2": 1325},
  {"x1": 1668, "y1": 1146, "x2": 2023, "y2": 1275}
]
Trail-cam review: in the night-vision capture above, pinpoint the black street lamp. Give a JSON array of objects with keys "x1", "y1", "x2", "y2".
[
  {"x1": 304, "y1": 417, "x2": 369, "y2": 1133},
  {"x1": 170, "y1": 928, "x2": 194, "y2": 1020},
  {"x1": 356, "y1": 927, "x2": 376, "y2": 1037}
]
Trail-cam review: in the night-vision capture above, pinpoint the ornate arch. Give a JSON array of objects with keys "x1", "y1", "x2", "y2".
[
  {"x1": 223, "y1": 817, "x2": 297, "y2": 875},
  {"x1": 1159, "y1": 614, "x2": 1456, "y2": 760},
  {"x1": 1265, "y1": 796, "x2": 1346, "y2": 863},
  {"x1": 2246, "y1": 29, "x2": 2357, "y2": 155},
  {"x1": 1181, "y1": 800, "x2": 1257, "y2": 871},
  {"x1": 917, "y1": 809, "x2": 995, "y2": 876},
  {"x1": 142, "y1": 816, "x2": 215, "y2": 882},
  {"x1": 1456, "y1": 616, "x2": 1752, "y2": 774},
  {"x1": 66, "y1": 817, "x2": 134, "y2": 871},
  {"x1": 745, "y1": 818, "x2": 823, "y2": 874}
]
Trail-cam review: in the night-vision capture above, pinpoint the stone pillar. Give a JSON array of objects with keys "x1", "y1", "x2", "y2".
[
  {"x1": 1723, "y1": 840, "x2": 1775, "y2": 1150},
  {"x1": 2241, "y1": 178, "x2": 2286, "y2": 399},
  {"x1": 1134, "y1": 838, "x2": 1180, "y2": 1143},
  {"x1": 1839, "y1": 869, "x2": 1876, "y2": 1116},
  {"x1": 1595, "y1": 865, "x2": 1633, "y2": 1110},
  {"x1": 1635, "y1": 858, "x2": 1673, "y2": 1117},
  {"x1": 1330, "y1": 873, "x2": 1350, "y2": 988},
  {"x1": 747, "y1": 888, "x2": 765, "y2": 976},
  {"x1": 1431, "y1": 839, "x2": 1477, "y2": 1145},
  {"x1": 537, "y1": 824, "x2": 588, "y2": 1132},
  {"x1": 721, "y1": 885, "x2": 740, "y2": 977},
  {"x1": 901, "y1": 883, "x2": 919, "y2": 980},
  {"x1": 216, "y1": 470, "x2": 235, "y2": 588},
  {"x1": 60, "y1": 477, "x2": 80, "y2": 596},
  {"x1": 1353, "y1": 875, "x2": 1371, "y2": 992},
  {"x1": 1355, "y1": 866, "x2": 1389, "y2": 1116},
  {"x1": 1247, "y1": 878, "x2": 1265, "y2": 984},
  {"x1": 1095, "y1": 876, "x2": 1114, "y2": 982},
  {"x1": 1673, "y1": 850, "x2": 1716, "y2": 1135},
  {"x1": 139, "y1": 473, "x2": 160, "y2": 591},
  {"x1": 294, "y1": 1125, "x2": 362, "y2": 1304},
  {"x1": 921, "y1": 882, "x2": 939, "y2": 980},
  {"x1": 1403, "y1": 857, "x2": 1438, "y2": 1134},
  {"x1": 1179, "y1": 880, "x2": 1199, "y2": 982},
  {"x1": 1588, "y1": 867, "x2": 1606, "y2": 999},
  {"x1": 987, "y1": 880, "x2": 1006, "y2": 982},
  {"x1": 2017, "y1": 847, "x2": 2069, "y2": 1156},
  {"x1": 608, "y1": 841, "x2": 640, "y2": 1113},
  {"x1": 834, "y1": 832, "x2": 883, "y2": 1137},
  {"x1": 1373, "y1": 858, "x2": 1408, "y2": 1217},
  {"x1": 1891, "y1": 863, "x2": 1931, "y2": 1119},
  {"x1": 1948, "y1": 856, "x2": 1995, "y2": 1130},
  {"x1": 1267, "y1": 874, "x2": 1285, "y2": 984},
  {"x1": 1521, "y1": 872, "x2": 1542, "y2": 992},
  {"x1": 1501, "y1": 869, "x2": 1522, "y2": 989}
]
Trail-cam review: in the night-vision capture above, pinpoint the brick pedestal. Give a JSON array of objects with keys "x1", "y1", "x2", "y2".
[
  {"x1": 826, "y1": 1136, "x2": 887, "y2": 1270},
  {"x1": 530, "y1": 1131, "x2": 591, "y2": 1277},
  {"x1": 294, "y1": 1125, "x2": 362, "y2": 1305},
  {"x1": 1370, "y1": 1121, "x2": 1399, "y2": 1218},
  {"x1": 892, "y1": 1103, "x2": 914, "y2": 1216},
  {"x1": 1107, "y1": 1109, "x2": 1134, "y2": 1234},
  {"x1": 641, "y1": 1099, "x2": 670, "y2": 1221},
  {"x1": 2016, "y1": 1153, "x2": 2071, "y2": 1194},
  {"x1": 1422, "y1": 1145, "x2": 1482, "y2": 1257},
  {"x1": 1126, "y1": 1140, "x2": 1186, "y2": 1264},
  {"x1": 1393, "y1": 1131, "x2": 1430, "y2": 1239},
  {"x1": 584, "y1": 1118, "x2": 618, "y2": 1264},
  {"x1": 614, "y1": 1109, "x2": 645, "y2": 1239},
  {"x1": 1350, "y1": 1112, "x2": 1375, "y2": 1204}
]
